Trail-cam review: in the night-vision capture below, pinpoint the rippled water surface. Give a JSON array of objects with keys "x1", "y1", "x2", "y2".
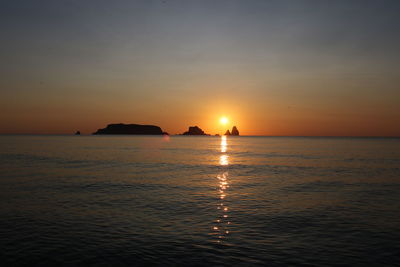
[{"x1": 1, "y1": 135, "x2": 400, "y2": 266}]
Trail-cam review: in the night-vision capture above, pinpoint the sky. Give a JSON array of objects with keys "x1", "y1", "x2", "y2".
[{"x1": 1, "y1": 0, "x2": 399, "y2": 136}]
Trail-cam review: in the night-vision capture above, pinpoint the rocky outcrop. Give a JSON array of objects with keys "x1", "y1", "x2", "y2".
[
  {"x1": 224, "y1": 126, "x2": 239, "y2": 136},
  {"x1": 93, "y1": 123, "x2": 164, "y2": 135},
  {"x1": 231, "y1": 126, "x2": 239, "y2": 136},
  {"x1": 182, "y1": 126, "x2": 208, "y2": 135}
]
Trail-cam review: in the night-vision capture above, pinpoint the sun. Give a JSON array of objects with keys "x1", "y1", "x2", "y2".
[{"x1": 220, "y1": 117, "x2": 229, "y2": 125}]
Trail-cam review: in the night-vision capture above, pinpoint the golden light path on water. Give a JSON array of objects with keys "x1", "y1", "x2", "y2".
[
  {"x1": 213, "y1": 135, "x2": 230, "y2": 243},
  {"x1": 220, "y1": 135, "x2": 227, "y2": 153}
]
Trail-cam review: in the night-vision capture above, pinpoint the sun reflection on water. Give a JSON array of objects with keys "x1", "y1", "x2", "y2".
[
  {"x1": 212, "y1": 136, "x2": 231, "y2": 243},
  {"x1": 221, "y1": 135, "x2": 227, "y2": 153},
  {"x1": 219, "y1": 155, "x2": 229, "y2": 166}
]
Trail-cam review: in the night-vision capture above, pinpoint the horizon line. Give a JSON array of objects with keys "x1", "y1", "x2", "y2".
[{"x1": 1, "y1": 133, "x2": 399, "y2": 138}]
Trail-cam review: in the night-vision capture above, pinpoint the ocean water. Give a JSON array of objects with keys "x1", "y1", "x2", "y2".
[{"x1": 0, "y1": 135, "x2": 399, "y2": 266}]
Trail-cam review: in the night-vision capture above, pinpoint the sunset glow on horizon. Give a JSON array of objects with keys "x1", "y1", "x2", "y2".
[{"x1": 0, "y1": 1, "x2": 399, "y2": 136}]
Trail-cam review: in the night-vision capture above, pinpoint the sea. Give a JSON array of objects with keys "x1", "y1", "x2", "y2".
[{"x1": 0, "y1": 135, "x2": 399, "y2": 266}]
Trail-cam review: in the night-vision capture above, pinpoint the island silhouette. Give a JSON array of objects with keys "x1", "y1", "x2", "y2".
[
  {"x1": 224, "y1": 126, "x2": 239, "y2": 136},
  {"x1": 93, "y1": 123, "x2": 167, "y2": 135},
  {"x1": 182, "y1": 126, "x2": 209, "y2": 135},
  {"x1": 92, "y1": 123, "x2": 239, "y2": 136}
]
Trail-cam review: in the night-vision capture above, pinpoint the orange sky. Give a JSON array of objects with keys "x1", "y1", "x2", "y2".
[{"x1": 2, "y1": 83, "x2": 399, "y2": 136}]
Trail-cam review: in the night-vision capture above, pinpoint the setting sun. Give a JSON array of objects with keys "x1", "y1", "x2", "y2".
[{"x1": 220, "y1": 117, "x2": 229, "y2": 125}]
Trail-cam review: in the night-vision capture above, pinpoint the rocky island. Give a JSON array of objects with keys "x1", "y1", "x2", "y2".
[
  {"x1": 182, "y1": 126, "x2": 209, "y2": 135},
  {"x1": 231, "y1": 126, "x2": 239, "y2": 136},
  {"x1": 224, "y1": 126, "x2": 240, "y2": 136},
  {"x1": 93, "y1": 123, "x2": 166, "y2": 135}
]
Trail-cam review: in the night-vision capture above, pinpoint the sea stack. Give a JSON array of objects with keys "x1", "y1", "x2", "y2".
[
  {"x1": 182, "y1": 126, "x2": 208, "y2": 135},
  {"x1": 224, "y1": 126, "x2": 239, "y2": 136},
  {"x1": 231, "y1": 126, "x2": 239, "y2": 136}
]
